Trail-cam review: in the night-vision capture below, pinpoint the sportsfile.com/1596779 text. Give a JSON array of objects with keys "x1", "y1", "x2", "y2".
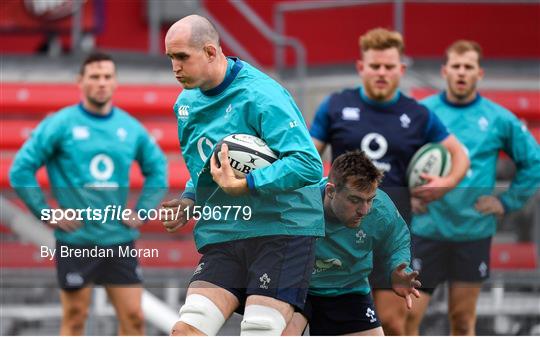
[{"x1": 40, "y1": 205, "x2": 252, "y2": 224}]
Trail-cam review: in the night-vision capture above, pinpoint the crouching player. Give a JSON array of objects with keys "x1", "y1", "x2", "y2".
[{"x1": 283, "y1": 151, "x2": 421, "y2": 336}]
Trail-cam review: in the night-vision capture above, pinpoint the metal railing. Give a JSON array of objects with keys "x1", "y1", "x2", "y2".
[{"x1": 228, "y1": 0, "x2": 307, "y2": 112}]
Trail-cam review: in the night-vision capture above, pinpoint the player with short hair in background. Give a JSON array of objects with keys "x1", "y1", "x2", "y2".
[
  {"x1": 10, "y1": 52, "x2": 168, "y2": 335},
  {"x1": 406, "y1": 40, "x2": 540, "y2": 336}
]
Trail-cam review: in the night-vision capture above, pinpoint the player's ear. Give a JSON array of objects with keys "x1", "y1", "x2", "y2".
[
  {"x1": 478, "y1": 66, "x2": 485, "y2": 81},
  {"x1": 76, "y1": 73, "x2": 83, "y2": 89},
  {"x1": 326, "y1": 183, "x2": 336, "y2": 199},
  {"x1": 355, "y1": 60, "x2": 364, "y2": 75},
  {"x1": 400, "y1": 60, "x2": 407, "y2": 74},
  {"x1": 441, "y1": 64, "x2": 448, "y2": 79},
  {"x1": 204, "y1": 44, "x2": 217, "y2": 61}
]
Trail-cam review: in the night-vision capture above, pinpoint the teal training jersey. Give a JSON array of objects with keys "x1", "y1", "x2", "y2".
[
  {"x1": 10, "y1": 104, "x2": 168, "y2": 246},
  {"x1": 412, "y1": 93, "x2": 540, "y2": 241},
  {"x1": 309, "y1": 178, "x2": 411, "y2": 297},
  {"x1": 174, "y1": 58, "x2": 324, "y2": 250}
]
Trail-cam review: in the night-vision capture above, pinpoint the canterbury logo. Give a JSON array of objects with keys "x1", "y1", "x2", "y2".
[{"x1": 178, "y1": 105, "x2": 189, "y2": 117}]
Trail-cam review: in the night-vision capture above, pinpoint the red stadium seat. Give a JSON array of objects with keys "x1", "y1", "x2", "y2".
[
  {"x1": 410, "y1": 88, "x2": 540, "y2": 122},
  {"x1": 1, "y1": 82, "x2": 181, "y2": 117},
  {"x1": 0, "y1": 119, "x2": 179, "y2": 151},
  {"x1": 0, "y1": 242, "x2": 54, "y2": 268},
  {"x1": 0, "y1": 120, "x2": 39, "y2": 149},
  {"x1": 490, "y1": 243, "x2": 538, "y2": 270}
]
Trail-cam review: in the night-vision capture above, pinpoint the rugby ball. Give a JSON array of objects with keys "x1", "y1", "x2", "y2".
[
  {"x1": 406, "y1": 143, "x2": 452, "y2": 188},
  {"x1": 214, "y1": 134, "x2": 278, "y2": 177}
]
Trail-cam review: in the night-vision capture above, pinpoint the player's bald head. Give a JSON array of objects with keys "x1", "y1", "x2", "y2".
[{"x1": 166, "y1": 15, "x2": 220, "y2": 48}]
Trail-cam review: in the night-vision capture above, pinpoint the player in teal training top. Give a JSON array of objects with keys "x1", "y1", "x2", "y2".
[
  {"x1": 406, "y1": 40, "x2": 540, "y2": 336},
  {"x1": 160, "y1": 15, "x2": 324, "y2": 336},
  {"x1": 283, "y1": 151, "x2": 421, "y2": 336},
  {"x1": 9, "y1": 52, "x2": 168, "y2": 335}
]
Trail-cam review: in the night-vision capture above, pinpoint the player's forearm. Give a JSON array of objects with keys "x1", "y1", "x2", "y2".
[
  {"x1": 12, "y1": 185, "x2": 51, "y2": 219},
  {"x1": 222, "y1": 177, "x2": 249, "y2": 196},
  {"x1": 9, "y1": 163, "x2": 50, "y2": 217},
  {"x1": 443, "y1": 136, "x2": 470, "y2": 187},
  {"x1": 137, "y1": 184, "x2": 169, "y2": 211},
  {"x1": 250, "y1": 152, "x2": 322, "y2": 194},
  {"x1": 499, "y1": 169, "x2": 540, "y2": 212},
  {"x1": 136, "y1": 167, "x2": 169, "y2": 210}
]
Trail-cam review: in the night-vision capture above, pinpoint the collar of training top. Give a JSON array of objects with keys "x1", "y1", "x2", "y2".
[
  {"x1": 202, "y1": 57, "x2": 243, "y2": 97},
  {"x1": 440, "y1": 91, "x2": 481, "y2": 108}
]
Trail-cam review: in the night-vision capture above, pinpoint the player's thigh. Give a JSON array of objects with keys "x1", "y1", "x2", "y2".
[
  {"x1": 373, "y1": 289, "x2": 408, "y2": 317},
  {"x1": 189, "y1": 240, "x2": 246, "y2": 312},
  {"x1": 105, "y1": 286, "x2": 143, "y2": 316},
  {"x1": 307, "y1": 293, "x2": 381, "y2": 336},
  {"x1": 449, "y1": 237, "x2": 491, "y2": 284},
  {"x1": 60, "y1": 287, "x2": 93, "y2": 313},
  {"x1": 282, "y1": 312, "x2": 308, "y2": 336},
  {"x1": 411, "y1": 234, "x2": 450, "y2": 292},
  {"x1": 405, "y1": 291, "x2": 432, "y2": 335},
  {"x1": 448, "y1": 282, "x2": 481, "y2": 318},
  {"x1": 245, "y1": 235, "x2": 316, "y2": 313},
  {"x1": 245, "y1": 294, "x2": 294, "y2": 323},
  {"x1": 187, "y1": 280, "x2": 240, "y2": 319},
  {"x1": 55, "y1": 241, "x2": 104, "y2": 290},
  {"x1": 372, "y1": 290, "x2": 407, "y2": 335},
  {"x1": 98, "y1": 242, "x2": 143, "y2": 286}
]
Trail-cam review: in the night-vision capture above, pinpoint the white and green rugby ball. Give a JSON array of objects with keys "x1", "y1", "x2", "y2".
[
  {"x1": 406, "y1": 143, "x2": 452, "y2": 188},
  {"x1": 214, "y1": 134, "x2": 278, "y2": 178}
]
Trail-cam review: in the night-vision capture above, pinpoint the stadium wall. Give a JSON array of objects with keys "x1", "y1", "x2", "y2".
[{"x1": 1, "y1": 1, "x2": 539, "y2": 64}]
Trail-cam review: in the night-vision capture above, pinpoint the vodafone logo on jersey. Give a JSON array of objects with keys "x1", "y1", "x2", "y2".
[
  {"x1": 361, "y1": 133, "x2": 387, "y2": 159},
  {"x1": 85, "y1": 154, "x2": 118, "y2": 188},
  {"x1": 361, "y1": 133, "x2": 391, "y2": 172},
  {"x1": 197, "y1": 137, "x2": 214, "y2": 162}
]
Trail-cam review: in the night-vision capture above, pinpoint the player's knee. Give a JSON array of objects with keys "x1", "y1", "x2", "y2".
[
  {"x1": 404, "y1": 313, "x2": 422, "y2": 336},
  {"x1": 380, "y1": 313, "x2": 406, "y2": 336},
  {"x1": 171, "y1": 321, "x2": 202, "y2": 336},
  {"x1": 377, "y1": 308, "x2": 406, "y2": 336},
  {"x1": 63, "y1": 304, "x2": 89, "y2": 332},
  {"x1": 123, "y1": 307, "x2": 144, "y2": 332},
  {"x1": 64, "y1": 303, "x2": 89, "y2": 319},
  {"x1": 381, "y1": 321, "x2": 405, "y2": 336},
  {"x1": 177, "y1": 294, "x2": 225, "y2": 336},
  {"x1": 449, "y1": 313, "x2": 475, "y2": 335},
  {"x1": 240, "y1": 305, "x2": 286, "y2": 336}
]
